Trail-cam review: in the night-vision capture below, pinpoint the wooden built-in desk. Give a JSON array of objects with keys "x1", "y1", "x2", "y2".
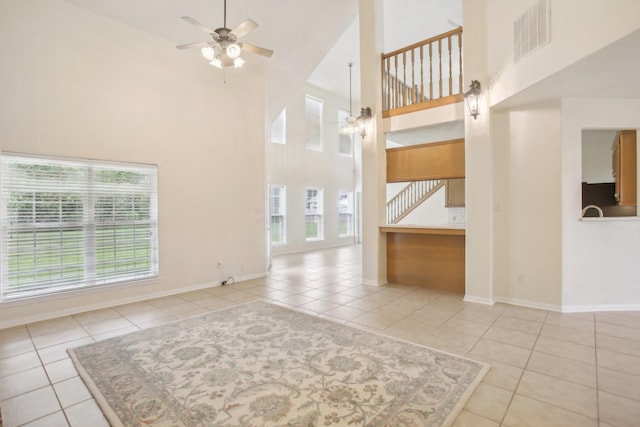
[{"x1": 380, "y1": 225, "x2": 465, "y2": 294}]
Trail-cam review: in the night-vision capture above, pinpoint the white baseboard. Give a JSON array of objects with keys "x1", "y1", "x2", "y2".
[
  {"x1": 0, "y1": 272, "x2": 267, "y2": 330},
  {"x1": 494, "y1": 296, "x2": 640, "y2": 313},
  {"x1": 361, "y1": 278, "x2": 387, "y2": 286},
  {"x1": 493, "y1": 296, "x2": 563, "y2": 312},
  {"x1": 561, "y1": 303, "x2": 640, "y2": 313},
  {"x1": 463, "y1": 295, "x2": 494, "y2": 305},
  {"x1": 271, "y1": 242, "x2": 358, "y2": 257}
]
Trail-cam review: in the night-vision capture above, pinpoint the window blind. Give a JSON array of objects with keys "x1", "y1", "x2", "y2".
[
  {"x1": 270, "y1": 185, "x2": 286, "y2": 244},
  {"x1": 1, "y1": 154, "x2": 159, "y2": 301},
  {"x1": 338, "y1": 190, "x2": 354, "y2": 237},
  {"x1": 305, "y1": 187, "x2": 323, "y2": 240}
]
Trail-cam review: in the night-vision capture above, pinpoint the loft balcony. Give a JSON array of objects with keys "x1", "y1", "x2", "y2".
[{"x1": 381, "y1": 27, "x2": 464, "y2": 118}]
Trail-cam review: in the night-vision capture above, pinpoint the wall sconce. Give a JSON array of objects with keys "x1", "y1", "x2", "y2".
[
  {"x1": 356, "y1": 107, "x2": 372, "y2": 137},
  {"x1": 463, "y1": 80, "x2": 481, "y2": 120}
]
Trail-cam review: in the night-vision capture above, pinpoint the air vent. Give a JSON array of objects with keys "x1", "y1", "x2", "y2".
[{"x1": 514, "y1": 0, "x2": 550, "y2": 62}]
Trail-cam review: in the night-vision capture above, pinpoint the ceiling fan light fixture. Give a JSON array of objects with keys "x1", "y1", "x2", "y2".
[
  {"x1": 226, "y1": 43, "x2": 242, "y2": 59},
  {"x1": 178, "y1": 0, "x2": 272, "y2": 70},
  {"x1": 201, "y1": 46, "x2": 215, "y2": 61},
  {"x1": 233, "y1": 57, "x2": 246, "y2": 68}
]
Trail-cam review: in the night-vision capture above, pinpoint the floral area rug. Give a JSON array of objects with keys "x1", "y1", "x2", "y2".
[{"x1": 68, "y1": 300, "x2": 488, "y2": 427}]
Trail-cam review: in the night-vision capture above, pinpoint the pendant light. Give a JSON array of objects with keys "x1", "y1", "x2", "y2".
[{"x1": 341, "y1": 63, "x2": 359, "y2": 134}]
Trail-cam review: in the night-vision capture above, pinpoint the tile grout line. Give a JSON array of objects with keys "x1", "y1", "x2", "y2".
[
  {"x1": 24, "y1": 325, "x2": 73, "y2": 427},
  {"x1": 460, "y1": 305, "x2": 513, "y2": 424},
  {"x1": 497, "y1": 310, "x2": 547, "y2": 427},
  {"x1": 499, "y1": 311, "x2": 603, "y2": 425},
  {"x1": 5, "y1": 247, "x2": 640, "y2": 426}
]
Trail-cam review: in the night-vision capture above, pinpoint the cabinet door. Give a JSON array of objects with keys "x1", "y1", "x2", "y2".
[
  {"x1": 386, "y1": 139, "x2": 465, "y2": 182},
  {"x1": 445, "y1": 178, "x2": 465, "y2": 207},
  {"x1": 614, "y1": 131, "x2": 637, "y2": 206}
]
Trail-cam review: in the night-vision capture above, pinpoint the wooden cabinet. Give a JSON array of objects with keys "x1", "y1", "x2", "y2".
[
  {"x1": 445, "y1": 178, "x2": 465, "y2": 207},
  {"x1": 386, "y1": 139, "x2": 465, "y2": 182},
  {"x1": 382, "y1": 227, "x2": 465, "y2": 294},
  {"x1": 612, "y1": 130, "x2": 637, "y2": 206}
]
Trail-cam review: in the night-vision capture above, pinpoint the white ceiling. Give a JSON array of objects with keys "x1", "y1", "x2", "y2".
[
  {"x1": 63, "y1": 0, "x2": 357, "y2": 75},
  {"x1": 308, "y1": 0, "x2": 463, "y2": 107},
  {"x1": 59, "y1": 1, "x2": 640, "y2": 146},
  {"x1": 494, "y1": 28, "x2": 640, "y2": 110},
  {"x1": 62, "y1": 0, "x2": 463, "y2": 117},
  {"x1": 63, "y1": 0, "x2": 359, "y2": 118},
  {"x1": 387, "y1": 121, "x2": 465, "y2": 147}
]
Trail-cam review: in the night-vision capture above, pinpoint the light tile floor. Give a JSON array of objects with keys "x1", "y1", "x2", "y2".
[{"x1": 1, "y1": 245, "x2": 639, "y2": 426}]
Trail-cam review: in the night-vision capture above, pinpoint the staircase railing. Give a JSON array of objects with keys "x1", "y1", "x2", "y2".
[
  {"x1": 387, "y1": 179, "x2": 445, "y2": 224},
  {"x1": 382, "y1": 27, "x2": 464, "y2": 118},
  {"x1": 384, "y1": 72, "x2": 429, "y2": 106}
]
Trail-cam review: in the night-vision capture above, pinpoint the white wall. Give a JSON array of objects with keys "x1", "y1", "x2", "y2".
[
  {"x1": 492, "y1": 103, "x2": 563, "y2": 310},
  {"x1": 0, "y1": 0, "x2": 267, "y2": 327},
  {"x1": 562, "y1": 99, "x2": 640, "y2": 310},
  {"x1": 582, "y1": 130, "x2": 617, "y2": 183},
  {"x1": 462, "y1": 0, "x2": 494, "y2": 304},
  {"x1": 268, "y1": 83, "x2": 357, "y2": 256},
  {"x1": 359, "y1": 0, "x2": 387, "y2": 286},
  {"x1": 463, "y1": 0, "x2": 640, "y2": 311},
  {"x1": 486, "y1": 0, "x2": 640, "y2": 106}
]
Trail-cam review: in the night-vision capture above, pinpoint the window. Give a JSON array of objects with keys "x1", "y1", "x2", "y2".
[
  {"x1": 271, "y1": 109, "x2": 286, "y2": 144},
  {"x1": 1, "y1": 154, "x2": 158, "y2": 301},
  {"x1": 337, "y1": 109, "x2": 353, "y2": 157},
  {"x1": 305, "y1": 95, "x2": 323, "y2": 151},
  {"x1": 270, "y1": 185, "x2": 286, "y2": 244},
  {"x1": 305, "y1": 187, "x2": 323, "y2": 241},
  {"x1": 338, "y1": 190, "x2": 354, "y2": 237}
]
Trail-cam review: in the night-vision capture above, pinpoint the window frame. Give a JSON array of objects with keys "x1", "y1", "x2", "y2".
[
  {"x1": 271, "y1": 109, "x2": 286, "y2": 145},
  {"x1": 304, "y1": 95, "x2": 323, "y2": 151},
  {"x1": 0, "y1": 153, "x2": 159, "y2": 302},
  {"x1": 270, "y1": 184, "x2": 287, "y2": 245},
  {"x1": 338, "y1": 189, "x2": 354, "y2": 237},
  {"x1": 304, "y1": 187, "x2": 324, "y2": 241}
]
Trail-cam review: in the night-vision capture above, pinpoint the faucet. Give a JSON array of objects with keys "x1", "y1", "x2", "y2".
[{"x1": 581, "y1": 205, "x2": 603, "y2": 218}]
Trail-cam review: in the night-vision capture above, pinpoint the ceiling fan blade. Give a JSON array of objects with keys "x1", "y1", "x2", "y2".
[
  {"x1": 241, "y1": 43, "x2": 274, "y2": 58},
  {"x1": 230, "y1": 19, "x2": 258, "y2": 39},
  {"x1": 176, "y1": 41, "x2": 212, "y2": 50},
  {"x1": 181, "y1": 16, "x2": 216, "y2": 34}
]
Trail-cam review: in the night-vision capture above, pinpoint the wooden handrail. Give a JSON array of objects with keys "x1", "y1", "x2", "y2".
[
  {"x1": 381, "y1": 27, "x2": 464, "y2": 118},
  {"x1": 382, "y1": 27, "x2": 465, "y2": 58},
  {"x1": 387, "y1": 180, "x2": 445, "y2": 224}
]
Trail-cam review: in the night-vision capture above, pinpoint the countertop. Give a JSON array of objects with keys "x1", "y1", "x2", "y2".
[{"x1": 380, "y1": 224, "x2": 466, "y2": 235}]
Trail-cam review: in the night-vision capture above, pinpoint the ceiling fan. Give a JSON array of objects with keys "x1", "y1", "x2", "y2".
[{"x1": 176, "y1": 0, "x2": 274, "y2": 69}]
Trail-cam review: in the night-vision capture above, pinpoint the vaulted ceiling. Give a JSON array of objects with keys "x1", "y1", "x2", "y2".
[{"x1": 62, "y1": 0, "x2": 463, "y2": 119}]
